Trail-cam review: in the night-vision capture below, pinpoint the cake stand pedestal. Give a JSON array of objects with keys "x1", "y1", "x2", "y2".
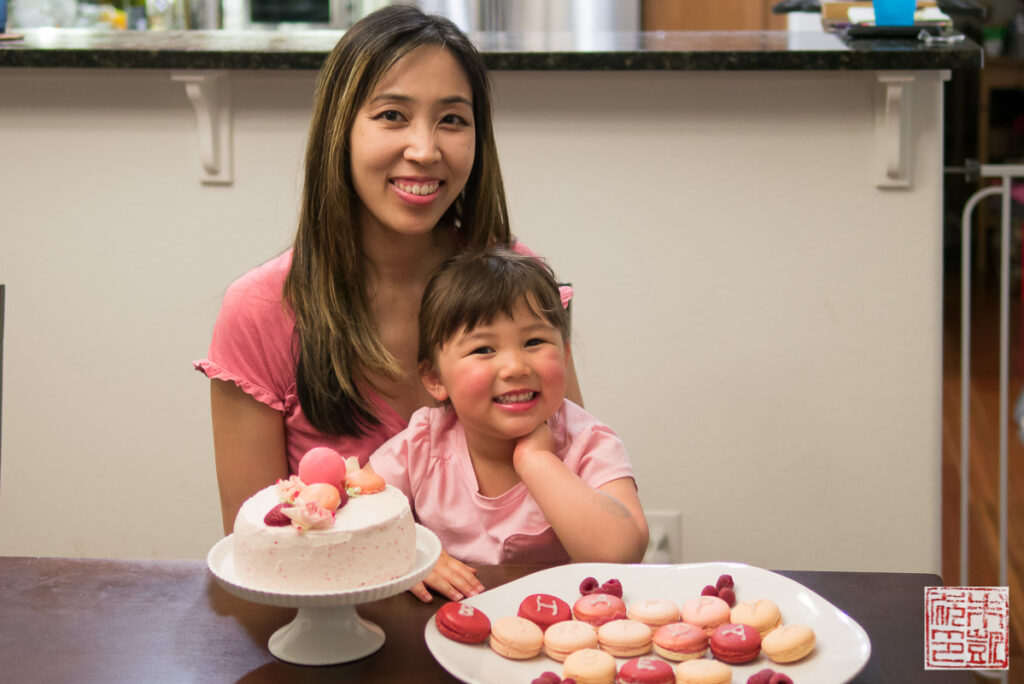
[{"x1": 207, "y1": 525, "x2": 441, "y2": 666}]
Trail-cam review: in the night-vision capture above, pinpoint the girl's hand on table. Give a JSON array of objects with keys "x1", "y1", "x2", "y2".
[{"x1": 410, "y1": 549, "x2": 485, "y2": 602}]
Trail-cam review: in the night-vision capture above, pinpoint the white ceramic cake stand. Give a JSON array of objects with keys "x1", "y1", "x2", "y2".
[{"x1": 207, "y1": 524, "x2": 441, "y2": 666}]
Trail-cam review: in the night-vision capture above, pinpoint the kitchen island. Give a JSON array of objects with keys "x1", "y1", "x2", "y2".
[{"x1": 0, "y1": 29, "x2": 981, "y2": 575}]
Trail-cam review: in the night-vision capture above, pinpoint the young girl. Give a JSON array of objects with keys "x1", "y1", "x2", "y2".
[
  {"x1": 194, "y1": 6, "x2": 581, "y2": 601},
  {"x1": 370, "y1": 248, "x2": 649, "y2": 601}
]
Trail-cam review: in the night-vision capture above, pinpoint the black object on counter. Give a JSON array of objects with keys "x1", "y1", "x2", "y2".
[{"x1": 772, "y1": 0, "x2": 987, "y2": 18}]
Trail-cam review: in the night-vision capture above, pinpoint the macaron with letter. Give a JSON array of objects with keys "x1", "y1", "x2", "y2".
[
  {"x1": 730, "y1": 599, "x2": 782, "y2": 637},
  {"x1": 596, "y1": 618, "x2": 652, "y2": 658},
  {"x1": 680, "y1": 595, "x2": 731, "y2": 635},
  {"x1": 519, "y1": 593, "x2": 572, "y2": 631},
  {"x1": 650, "y1": 621, "x2": 709, "y2": 661},
  {"x1": 544, "y1": 619, "x2": 600, "y2": 662},
  {"x1": 615, "y1": 656, "x2": 674, "y2": 684},
  {"x1": 489, "y1": 615, "x2": 544, "y2": 659},
  {"x1": 573, "y1": 593, "x2": 628, "y2": 627},
  {"x1": 434, "y1": 601, "x2": 491, "y2": 644},
  {"x1": 674, "y1": 659, "x2": 732, "y2": 684},
  {"x1": 626, "y1": 598, "x2": 680, "y2": 629},
  {"x1": 761, "y1": 623, "x2": 816, "y2": 663},
  {"x1": 709, "y1": 622, "x2": 762, "y2": 664},
  {"x1": 563, "y1": 647, "x2": 617, "y2": 684}
]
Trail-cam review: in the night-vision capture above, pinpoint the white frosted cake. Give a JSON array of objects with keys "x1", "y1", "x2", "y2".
[{"x1": 232, "y1": 482, "x2": 416, "y2": 593}]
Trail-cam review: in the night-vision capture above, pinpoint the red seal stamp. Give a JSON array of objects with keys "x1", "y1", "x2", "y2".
[{"x1": 924, "y1": 586, "x2": 1008, "y2": 670}]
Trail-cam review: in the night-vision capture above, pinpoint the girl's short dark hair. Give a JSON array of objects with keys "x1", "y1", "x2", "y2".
[{"x1": 418, "y1": 248, "x2": 570, "y2": 365}]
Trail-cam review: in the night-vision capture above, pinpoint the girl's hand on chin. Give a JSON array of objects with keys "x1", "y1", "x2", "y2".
[{"x1": 513, "y1": 422, "x2": 555, "y2": 467}]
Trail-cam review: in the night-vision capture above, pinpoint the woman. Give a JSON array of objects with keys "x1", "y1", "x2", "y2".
[{"x1": 195, "y1": 5, "x2": 582, "y2": 600}]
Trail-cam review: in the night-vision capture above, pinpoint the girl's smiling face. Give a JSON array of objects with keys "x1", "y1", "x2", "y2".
[
  {"x1": 422, "y1": 300, "x2": 569, "y2": 450},
  {"x1": 349, "y1": 44, "x2": 476, "y2": 240}
]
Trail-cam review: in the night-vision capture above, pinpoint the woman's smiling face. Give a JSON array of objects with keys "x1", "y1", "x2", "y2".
[{"x1": 349, "y1": 44, "x2": 476, "y2": 240}]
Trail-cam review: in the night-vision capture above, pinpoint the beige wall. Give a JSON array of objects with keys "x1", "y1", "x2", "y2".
[{"x1": 0, "y1": 66, "x2": 944, "y2": 572}]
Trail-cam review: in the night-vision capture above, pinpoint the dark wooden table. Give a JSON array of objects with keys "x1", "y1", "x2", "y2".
[{"x1": 0, "y1": 557, "x2": 976, "y2": 683}]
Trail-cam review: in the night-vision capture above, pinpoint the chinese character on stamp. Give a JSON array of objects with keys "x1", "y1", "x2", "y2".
[{"x1": 925, "y1": 586, "x2": 1008, "y2": 670}]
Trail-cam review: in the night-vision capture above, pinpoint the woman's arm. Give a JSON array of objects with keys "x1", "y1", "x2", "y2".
[
  {"x1": 565, "y1": 348, "x2": 584, "y2": 407},
  {"x1": 513, "y1": 425, "x2": 648, "y2": 563},
  {"x1": 211, "y1": 379, "x2": 288, "y2": 534}
]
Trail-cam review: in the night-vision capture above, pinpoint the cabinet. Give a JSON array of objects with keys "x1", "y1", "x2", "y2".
[
  {"x1": 641, "y1": 0, "x2": 786, "y2": 30},
  {"x1": 975, "y1": 57, "x2": 1024, "y2": 271}
]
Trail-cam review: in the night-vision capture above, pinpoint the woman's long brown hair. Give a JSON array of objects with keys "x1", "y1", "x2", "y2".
[{"x1": 284, "y1": 5, "x2": 511, "y2": 436}]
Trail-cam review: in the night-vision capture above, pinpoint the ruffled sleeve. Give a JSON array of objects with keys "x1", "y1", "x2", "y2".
[{"x1": 193, "y1": 253, "x2": 296, "y2": 412}]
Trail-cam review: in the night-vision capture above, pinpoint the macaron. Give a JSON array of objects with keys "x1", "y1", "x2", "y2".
[
  {"x1": 615, "y1": 656, "x2": 675, "y2": 684},
  {"x1": 627, "y1": 599, "x2": 680, "y2": 629},
  {"x1": 596, "y1": 618, "x2": 652, "y2": 658},
  {"x1": 730, "y1": 599, "x2": 782, "y2": 637},
  {"x1": 519, "y1": 593, "x2": 572, "y2": 631},
  {"x1": 674, "y1": 658, "x2": 732, "y2": 684},
  {"x1": 489, "y1": 616, "x2": 544, "y2": 659},
  {"x1": 434, "y1": 601, "x2": 491, "y2": 644},
  {"x1": 709, "y1": 622, "x2": 762, "y2": 664},
  {"x1": 680, "y1": 595, "x2": 731, "y2": 635},
  {"x1": 297, "y1": 447, "x2": 346, "y2": 491},
  {"x1": 650, "y1": 621, "x2": 709, "y2": 661},
  {"x1": 563, "y1": 647, "x2": 617, "y2": 684},
  {"x1": 761, "y1": 623, "x2": 816, "y2": 663},
  {"x1": 573, "y1": 593, "x2": 628, "y2": 627},
  {"x1": 544, "y1": 619, "x2": 600, "y2": 661}
]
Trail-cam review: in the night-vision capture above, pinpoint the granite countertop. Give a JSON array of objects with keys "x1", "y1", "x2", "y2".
[{"x1": 0, "y1": 28, "x2": 981, "y2": 71}]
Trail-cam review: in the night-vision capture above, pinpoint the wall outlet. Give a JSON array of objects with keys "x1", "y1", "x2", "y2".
[{"x1": 644, "y1": 510, "x2": 682, "y2": 564}]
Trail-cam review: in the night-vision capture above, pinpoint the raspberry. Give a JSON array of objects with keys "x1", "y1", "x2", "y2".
[
  {"x1": 562, "y1": 679, "x2": 576, "y2": 684},
  {"x1": 768, "y1": 674, "x2": 793, "y2": 684},
  {"x1": 746, "y1": 669, "x2": 775, "y2": 684},
  {"x1": 701, "y1": 584, "x2": 718, "y2": 597},
  {"x1": 716, "y1": 574, "x2": 734, "y2": 590},
  {"x1": 599, "y1": 578, "x2": 623, "y2": 598},
  {"x1": 263, "y1": 503, "x2": 292, "y2": 526},
  {"x1": 579, "y1": 577, "x2": 600, "y2": 595},
  {"x1": 532, "y1": 673, "x2": 561, "y2": 684},
  {"x1": 717, "y1": 587, "x2": 736, "y2": 607}
]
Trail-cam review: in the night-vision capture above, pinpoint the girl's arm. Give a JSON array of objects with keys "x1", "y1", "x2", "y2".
[
  {"x1": 513, "y1": 425, "x2": 649, "y2": 563},
  {"x1": 211, "y1": 379, "x2": 288, "y2": 534}
]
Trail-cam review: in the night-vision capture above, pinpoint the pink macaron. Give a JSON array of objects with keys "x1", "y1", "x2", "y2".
[
  {"x1": 627, "y1": 599, "x2": 680, "y2": 630},
  {"x1": 680, "y1": 595, "x2": 731, "y2": 635},
  {"x1": 297, "y1": 447, "x2": 347, "y2": 492},
  {"x1": 651, "y1": 621, "x2": 709, "y2": 661},
  {"x1": 573, "y1": 593, "x2": 628, "y2": 627}
]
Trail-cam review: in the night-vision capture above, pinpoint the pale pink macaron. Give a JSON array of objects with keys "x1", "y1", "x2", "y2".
[
  {"x1": 761, "y1": 623, "x2": 817, "y2": 663},
  {"x1": 650, "y1": 621, "x2": 709, "y2": 661},
  {"x1": 488, "y1": 616, "x2": 544, "y2": 660},
  {"x1": 680, "y1": 595, "x2": 731, "y2": 635},
  {"x1": 674, "y1": 658, "x2": 732, "y2": 684},
  {"x1": 544, "y1": 619, "x2": 599, "y2": 662},
  {"x1": 596, "y1": 618, "x2": 652, "y2": 658},
  {"x1": 627, "y1": 598, "x2": 680, "y2": 630},
  {"x1": 730, "y1": 599, "x2": 783, "y2": 637},
  {"x1": 563, "y1": 647, "x2": 617, "y2": 684}
]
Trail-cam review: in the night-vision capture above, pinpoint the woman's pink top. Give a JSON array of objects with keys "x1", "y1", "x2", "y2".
[
  {"x1": 369, "y1": 400, "x2": 636, "y2": 565},
  {"x1": 194, "y1": 243, "x2": 567, "y2": 475}
]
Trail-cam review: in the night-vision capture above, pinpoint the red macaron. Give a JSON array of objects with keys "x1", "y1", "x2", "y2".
[
  {"x1": 616, "y1": 655, "x2": 675, "y2": 684},
  {"x1": 435, "y1": 601, "x2": 491, "y2": 644},
  {"x1": 709, "y1": 622, "x2": 762, "y2": 664},
  {"x1": 518, "y1": 593, "x2": 572, "y2": 631}
]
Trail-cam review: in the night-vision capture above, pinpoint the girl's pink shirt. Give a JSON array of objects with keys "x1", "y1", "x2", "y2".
[
  {"x1": 369, "y1": 400, "x2": 636, "y2": 565},
  {"x1": 193, "y1": 243, "x2": 564, "y2": 475}
]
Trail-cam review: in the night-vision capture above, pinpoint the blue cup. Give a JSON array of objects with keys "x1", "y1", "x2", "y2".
[{"x1": 873, "y1": 0, "x2": 916, "y2": 26}]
